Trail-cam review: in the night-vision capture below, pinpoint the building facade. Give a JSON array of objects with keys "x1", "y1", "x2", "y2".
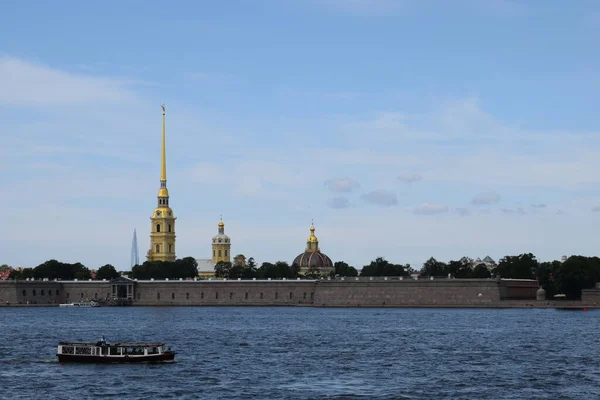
[{"x1": 147, "y1": 105, "x2": 176, "y2": 262}]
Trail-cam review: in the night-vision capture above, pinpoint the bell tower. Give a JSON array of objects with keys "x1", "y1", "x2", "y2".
[
  {"x1": 212, "y1": 216, "x2": 231, "y2": 263},
  {"x1": 147, "y1": 105, "x2": 176, "y2": 262}
]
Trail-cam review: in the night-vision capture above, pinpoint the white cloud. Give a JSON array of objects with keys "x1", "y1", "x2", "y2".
[
  {"x1": 361, "y1": 190, "x2": 398, "y2": 207},
  {"x1": 472, "y1": 192, "x2": 502, "y2": 205},
  {"x1": 324, "y1": 177, "x2": 360, "y2": 193},
  {"x1": 414, "y1": 203, "x2": 449, "y2": 215},
  {"x1": 397, "y1": 172, "x2": 423, "y2": 183},
  {"x1": 328, "y1": 196, "x2": 351, "y2": 209},
  {"x1": 0, "y1": 56, "x2": 138, "y2": 106}
]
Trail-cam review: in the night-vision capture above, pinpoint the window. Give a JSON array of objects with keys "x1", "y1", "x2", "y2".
[
  {"x1": 289, "y1": 292, "x2": 293, "y2": 299},
  {"x1": 168, "y1": 244, "x2": 172, "y2": 253},
  {"x1": 22, "y1": 290, "x2": 26, "y2": 296},
  {"x1": 171, "y1": 293, "x2": 175, "y2": 299},
  {"x1": 260, "y1": 292, "x2": 263, "y2": 299},
  {"x1": 213, "y1": 250, "x2": 215, "y2": 257},
  {"x1": 186, "y1": 293, "x2": 189, "y2": 300},
  {"x1": 156, "y1": 224, "x2": 161, "y2": 232},
  {"x1": 137, "y1": 292, "x2": 141, "y2": 300},
  {"x1": 215, "y1": 292, "x2": 219, "y2": 299},
  {"x1": 66, "y1": 293, "x2": 70, "y2": 299},
  {"x1": 168, "y1": 224, "x2": 172, "y2": 233},
  {"x1": 225, "y1": 250, "x2": 228, "y2": 257},
  {"x1": 303, "y1": 292, "x2": 307, "y2": 299},
  {"x1": 218, "y1": 250, "x2": 222, "y2": 257},
  {"x1": 229, "y1": 292, "x2": 233, "y2": 299},
  {"x1": 156, "y1": 244, "x2": 160, "y2": 253},
  {"x1": 56, "y1": 289, "x2": 60, "y2": 296},
  {"x1": 48, "y1": 289, "x2": 52, "y2": 296},
  {"x1": 310, "y1": 292, "x2": 314, "y2": 300},
  {"x1": 201, "y1": 292, "x2": 204, "y2": 299},
  {"x1": 81, "y1": 293, "x2": 84, "y2": 299},
  {"x1": 32, "y1": 289, "x2": 36, "y2": 296},
  {"x1": 41, "y1": 289, "x2": 45, "y2": 296},
  {"x1": 94, "y1": 293, "x2": 98, "y2": 299},
  {"x1": 245, "y1": 292, "x2": 248, "y2": 300},
  {"x1": 275, "y1": 292, "x2": 278, "y2": 299},
  {"x1": 157, "y1": 292, "x2": 160, "y2": 300}
]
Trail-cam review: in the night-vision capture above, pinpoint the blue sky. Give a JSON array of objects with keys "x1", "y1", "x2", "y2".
[{"x1": 2, "y1": 0, "x2": 600, "y2": 270}]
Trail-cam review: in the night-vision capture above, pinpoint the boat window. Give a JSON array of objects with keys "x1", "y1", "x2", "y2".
[
  {"x1": 109, "y1": 347, "x2": 120, "y2": 355},
  {"x1": 75, "y1": 346, "x2": 92, "y2": 355},
  {"x1": 148, "y1": 347, "x2": 159, "y2": 354},
  {"x1": 62, "y1": 346, "x2": 74, "y2": 354}
]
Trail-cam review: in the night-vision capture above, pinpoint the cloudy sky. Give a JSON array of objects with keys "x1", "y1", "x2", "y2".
[{"x1": 2, "y1": 0, "x2": 600, "y2": 271}]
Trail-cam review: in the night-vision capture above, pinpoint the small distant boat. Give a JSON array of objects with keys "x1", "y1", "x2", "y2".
[
  {"x1": 59, "y1": 301, "x2": 101, "y2": 308},
  {"x1": 57, "y1": 341, "x2": 175, "y2": 363}
]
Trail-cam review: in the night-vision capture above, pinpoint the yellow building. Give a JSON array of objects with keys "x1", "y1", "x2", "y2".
[
  {"x1": 146, "y1": 105, "x2": 176, "y2": 262},
  {"x1": 212, "y1": 217, "x2": 231, "y2": 264}
]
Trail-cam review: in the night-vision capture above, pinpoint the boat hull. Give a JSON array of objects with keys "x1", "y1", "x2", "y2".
[{"x1": 57, "y1": 352, "x2": 175, "y2": 364}]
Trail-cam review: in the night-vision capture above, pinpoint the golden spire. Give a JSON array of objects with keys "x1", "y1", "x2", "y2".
[
  {"x1": 306, "y1": 219, "x2": 318, "y2": 251},
  {"x1": 218, "y1": 214, "x2": 224, "y2": 228},
  {"x1": 160, "y1": 104, "x2": 167, "y2": 183}
]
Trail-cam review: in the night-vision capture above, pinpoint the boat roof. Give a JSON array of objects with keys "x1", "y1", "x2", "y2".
[{"x1": 58, "y1": 341, "x2": 165, "y2": 347}]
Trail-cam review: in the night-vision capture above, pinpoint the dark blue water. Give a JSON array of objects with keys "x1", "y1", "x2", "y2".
[{"x1": 0, "y1": 307, "x2": 599, "y2": 399}]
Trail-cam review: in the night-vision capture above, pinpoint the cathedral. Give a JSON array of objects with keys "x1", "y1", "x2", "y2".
[{"x1": 145, "y1": 106, "x2": 333, "y2": 278}]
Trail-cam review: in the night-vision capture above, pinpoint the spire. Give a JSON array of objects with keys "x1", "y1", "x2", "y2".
[
  {"x1": 218, "y1": 215, "x2": 225, "y2": 234},
  {"x1": 130, "y1": 229, "x2": 139, "y2": 268},
  {"x1": 306, "y1": 220, "x2": 319, "y2": 252},
  {"x1": 160, "y1": 104, "x2": 167, "y2": 185}
]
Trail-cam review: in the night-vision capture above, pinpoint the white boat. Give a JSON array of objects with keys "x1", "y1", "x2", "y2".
[{"x1": 59, "y1": 301, "x2": 101, "y2": 308}]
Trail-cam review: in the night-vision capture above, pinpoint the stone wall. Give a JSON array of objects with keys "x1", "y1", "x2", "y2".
[{"x1": 0, "y1": 278, "x2": 543, "y2": 307}]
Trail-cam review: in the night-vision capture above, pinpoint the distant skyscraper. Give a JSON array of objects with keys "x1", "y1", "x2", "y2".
[{"x1": 131, "y1": 229, "x2": 140, "y2": 268}]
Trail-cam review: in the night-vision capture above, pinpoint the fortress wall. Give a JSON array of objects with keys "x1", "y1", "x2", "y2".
[
  {"x1": 314, "y1": 279, "x2": 502, "y2": 307},
  {"x1": 135, "y1": 281, "x2": 317, "y2": 306},
  {"x1": 0, "y1": 278, "x2": 542, "y2": 307}
]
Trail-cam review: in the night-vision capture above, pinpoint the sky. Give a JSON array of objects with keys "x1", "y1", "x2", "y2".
[{"x1": 2, "y1": 0, "x2": 600, "y2": 271}]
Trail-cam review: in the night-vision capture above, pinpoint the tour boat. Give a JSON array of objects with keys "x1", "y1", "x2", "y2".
[
  {"x1": 58, "y1": 301, "x2": 101, "y2": 307},
  {"x1": 57, "y1": 341, "x2": 176, "y2": 363}
]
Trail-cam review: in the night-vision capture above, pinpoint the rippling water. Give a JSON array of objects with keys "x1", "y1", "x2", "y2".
[{"x1": 0, "y1": 307, "x2": 599, "y2": 399}]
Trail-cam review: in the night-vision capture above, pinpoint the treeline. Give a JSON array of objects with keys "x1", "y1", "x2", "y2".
[
  {"x1": 420, "y1": 253, "x2": 600, "y2": 300},
  {"x1": 130, "y1": 257, "x2": 198, "y2": 280},
  {"x1": 8, "y1": 260, "x2": 120, "y2": 281},
  {"x1": 214, "y1": 259, "x2": 359, "y2": 279}
]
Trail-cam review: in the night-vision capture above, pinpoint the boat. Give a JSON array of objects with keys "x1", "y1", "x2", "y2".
[
  {"x1": 57, "y1": 341, "x2": 176, "y2": 363},
  {"x1": 58, "y1": 301, "x2": 101, "y2": 307}
]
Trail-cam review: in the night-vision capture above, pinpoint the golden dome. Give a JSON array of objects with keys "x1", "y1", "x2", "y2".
[
  {"x1": 158, "y1": 187, "x2": 169, "y2": 197},
  {"x1": 307, "y1": 224, "x2": 318, "y2": 243},
  {"x1": 218, "y1": 221, "x2": 225, "y2": 228}
]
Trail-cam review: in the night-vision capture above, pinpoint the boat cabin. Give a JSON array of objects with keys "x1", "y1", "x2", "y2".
[{"x1": 57, "y1": 342, "x2": 174, "y2": 363}]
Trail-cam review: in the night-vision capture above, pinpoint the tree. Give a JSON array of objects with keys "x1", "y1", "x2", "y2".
[
  {"x1": 555, "y1": 256, "x2": 600, "y2": 300},
  {"x1": 334, "y1": 261, "x2": 358, "y2": 277},
  {"x1": 472, "y1": 263, "x2": 491, "y2": 279},
  {"x1": 360, "y1": 257, "x2": 409, "y2": 277},
  {"x1": 538, "y1": 260, "x2": 561, "y2": 299},
  {"x1": 447, "y1": 257, "x2": 473, "y2": 278},
  {"x1": 420, "y1": 257, "x2": 447, "y2": 277},
  {"x1": 494, "y1": 253, "x2": 538, "y2": 279},
  {"x1": 214, "y1": 262, "x2": 232, "y2": 278},
  {"x1": 96, "y1": 264, "x2": 120, "y2": 280}
]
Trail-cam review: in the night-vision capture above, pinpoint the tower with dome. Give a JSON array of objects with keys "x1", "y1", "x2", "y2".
[
  {"x1": 292, "y1": 222, "x2": 334, "y2": 277},
  {"x1": 212, "y1": 217, "x2": 231, "y2": 264}
]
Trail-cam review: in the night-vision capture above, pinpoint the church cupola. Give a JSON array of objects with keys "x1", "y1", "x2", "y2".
[{"x1": 212, "y1": 215, "x2": 231, "y2": 263}]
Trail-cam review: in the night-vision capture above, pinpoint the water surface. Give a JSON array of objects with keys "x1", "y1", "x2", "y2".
[{"x1": 0, "y1": 307, "x2": 598, "y2": 399}]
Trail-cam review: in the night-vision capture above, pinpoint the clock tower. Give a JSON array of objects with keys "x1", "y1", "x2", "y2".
[{"x1": 147, "y1": 105, "x2": 176, "y2": 262}]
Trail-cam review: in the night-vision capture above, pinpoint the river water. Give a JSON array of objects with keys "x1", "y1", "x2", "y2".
[{"x1": 0, "y1": 307, "x2": 598, "y2": 399}]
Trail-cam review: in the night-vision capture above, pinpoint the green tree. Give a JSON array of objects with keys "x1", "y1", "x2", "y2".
[
  {"x1": 555, "y1": 256, "x2": 600, "y2": 300},
  {"x1": 494, "y1": 253, "x2": 538, "y2": 279},
  {"x1": 538, "y1": 260, "x2": 561, "y2": 298},
  {"x1": 447, "y1": 257, "x2": 473, "y2": 278},
  {"x1": 334, "y1": 261, "x2": 358, "y2": 277},
  {"x1": 96, "y1": 264, "x2": 120, "y2": 280},
  {"x1": 214, "y1": 261, "x2": 232, "y2": 278},
  {"x1": 472, "y1": 263, "x2": 491, "y2": 279},
  {"x1": 360, "y1": 257, "x2": 409, "y2": 277},
  {"x1": 420, "y1": 257, "x2": 448, "y2": 277}
]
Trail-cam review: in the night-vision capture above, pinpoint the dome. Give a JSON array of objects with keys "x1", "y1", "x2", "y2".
[
  {"x1": 218, "y1": 221, "x2": 225, "y2": 228},
  {"x1": 158, "y1": 187, "x2": 169, "y2": 197},
  {"x1": 293, "y1": 251, "x2": 334, "y2": 276}
]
